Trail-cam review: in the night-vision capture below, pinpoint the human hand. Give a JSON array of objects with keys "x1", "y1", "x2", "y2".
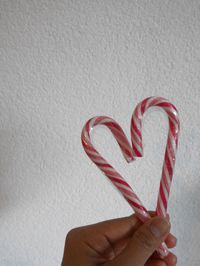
[{"x1": 61, "y1": 213, "x2": 177, "y2": 266}]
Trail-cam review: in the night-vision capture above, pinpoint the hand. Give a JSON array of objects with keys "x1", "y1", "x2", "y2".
[{"x1": 61, "y1": 213, "x2": 177, "y2": 266}]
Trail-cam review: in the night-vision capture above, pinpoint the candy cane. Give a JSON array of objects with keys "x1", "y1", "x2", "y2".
[
  {"x1": 131, "y1": 97, "x2": 180, "y2": 217},
  {"x1": 81, "y1": 96, "x2": 180, "y2": 256}
]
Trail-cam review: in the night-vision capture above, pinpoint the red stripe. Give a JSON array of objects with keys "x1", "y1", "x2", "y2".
[
  {"x1": 131, "y1": 126, "x2": 142, "y2": 146},
  {"x1": 127, "y1": 198, "x2": 147, "y2": 212},
  {"x1": 105, "y1": 121, "x2": 122, "y2": 131},
  {"x1": 96, "y1": 162, "x2": 111, "y2": 168},
  {"x1": 169, "y1": 121, "x2": 176, "y2": 138},
  {"x1": 93, "y1": 116, "x2": 105, "y2": 125},
  {"x1": 156, "y1": 102, "x2": 173, "y2": 108},
  {"x1": 109, "y1": 176, "x2": 130, "y2": 187},
  {"x1": 86, "y1": 120, "x2": 91, "y2": 132},
  {"x1": 131, "y1": 119, "x2": 142, "y2": 139},
  {"x1": 159, "y1": 183, "x2": 167, "y2": 209},
  {"x1": 150, "y1": 97, "x2": 164, "y2": 107},
  {"x1": 169, "y1": 120, "x2": 179, "y2": 142},
  {"x1": 167, "y1": 138, "x2": 175, "y2": 167},
  {"x1": 109, "y1": 127, "x2": 130, "y2": 149},
  {"x1": 118, "y1": 186, "x2": 134, "y2": 197},
  {"x1": 89, "y1": 153, "x2": 103, "y2": 160},
  {"x1": 84, "y1": 143, "x2": 96, "y2": 153},
  {"x1": 118, "y1": 142, "x2": 133, "y2": 159},
  {"x1": 162, "y1": 170, "x2": 170, "y2": 194},
  {"x1": 102, "y1": 169, "x2": 121, "y2": 177},
  {"x1": 165, "y1": 151, "x2": 172, "y2": 178},
  {"x1": 156, "y1": 203, "x2": 163, "y2": 216},
  {"x1": 141, "y1": 97, "x2": 150, "y2": 114},
  {"x1": 132, "y1": 143, "x2": 142, "y2": 157}
]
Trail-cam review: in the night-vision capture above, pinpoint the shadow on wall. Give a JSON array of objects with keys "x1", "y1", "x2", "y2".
[
  {"x1": 173, "y1": 173, "x2": 200, "y2": 265},
  {"x1": 1, "y1": 261, "x2": 35, "y2": 266},
  {"x1": 0, "y1": 128, "x2": 18, "y2": 212},
  {"x1": 0, "y1": 124, "x2": 44, "y2": 214}
]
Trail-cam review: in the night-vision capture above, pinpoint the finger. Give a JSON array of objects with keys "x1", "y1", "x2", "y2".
[
  {"x1": 165, "y1": 233, "x2": 177, "y2": 248},
  {"x1": 152, "y1": 251, "x2": 177, "y2": 265},
  {"x1": 104, "y1": 216, "x2": 170, "y2": 266},
  {"x1": 89, "y1": 214, "x2": 142, "y2": 244},
  {"x1": 164, "y1": 252, "x2": 177, "y2": 265},
  {"x1": 145, "y1": 259, "x2": 167, "y2": 266},
  {"x1": 112, "y1": 237, "x2": 131, "y2": 257},
  {"x1": 148, "y1": 213, "x2": 177, "y2": 249},
  {"x1": 93, "y1": 211, "x2": 170, "y2": 245},
  {"x1": 148, "y1": 212, "x2": 177, "y2": 249}
]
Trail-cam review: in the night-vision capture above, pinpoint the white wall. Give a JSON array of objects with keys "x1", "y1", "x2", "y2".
[{"x1": 0, "y1": 1, "x2": 200, "y2": 265}]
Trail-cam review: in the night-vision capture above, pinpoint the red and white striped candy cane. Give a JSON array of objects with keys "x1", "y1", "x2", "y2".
[
  {"x1": 81, "y1": 96, "x2": 180, "y2": 256},
  {"x1": 131, "y1": 97, "x2": 180, "y2": 217}
]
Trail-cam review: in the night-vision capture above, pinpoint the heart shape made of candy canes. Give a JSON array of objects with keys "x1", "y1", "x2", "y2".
[{"x1": 81, "y1": 96, "x2": 180, "y2": 256}]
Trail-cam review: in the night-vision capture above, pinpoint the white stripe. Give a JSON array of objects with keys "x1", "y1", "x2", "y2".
[
  {"x1": 99, "y1": 117, "x2": 113, "y2": 124},
  {"x1": 106, "y1": 171, "x2": 121, "y2": 178},
  {"x1": 162, "y1": 107, "x2": 179, "y2": 125},
  {"x1": 83, "y1": 128, "x2": 90, "y2": 142},
  {"x1": 154, "y1": 97, "x2": 170, "y2": 105},
  {"x1": 161, "y1": 179, "x2": 169, "y2": 202},
  {"x1": 157, "y1": 243, "x2": 168, "y2": 257},
  {"x1": 145, "y1": 97, "x2": 169, "y2": 111},
  {"x1": 132, "y1": 114, "x2": 141, "y2": 132},
  {"x1": 132, "y1": 137, "x2": 143, "y2": 155},
  {"x1": 108, "y1": 124, "x2": 124, "y2": 138},
  {"x1": 169, "y1": 115, "x2": 179, "y2": 129},
  {"x1": 85, "y1": 148, "x2": 99, "y2": 157},
  {"x1": 169, "y1": 130, "x2": 177, "y2": 154},
  {"x1": 137, "y1": 104, "x2": 142, "y2": 119},
  {"x1": 158, "y1": 194, "x2": 166, "y2": 216},
  {"x1": 93, "y1": 120, "x2": 133, "y2": 157},
  {"x1": 131, "y1": 126, "x2": 142, "y2": 144},
  {"x1": 163, "y1": 163, "x2": 171, "y2": 188},
  {"x1": 107, "y1": 125, "x2": 132, "y2": 153},
  {"x1": 130, "y1": 205, "x2": 147, "y2": 217},
  {"x1": 113, "y1": 182, "x2": 134, "y2": 194},
  {"x1": 89, "y1": 117, "x2": 97, "y2": 130},
  {"x1": 114, "y1": 184, "x2": 143, "y2": 206},
  {"x1": 167, "y1": 145, "x2": 174, "y2": 171},
  {"x1": 145, "y1": 97, "x2": 156, "y2": 110},
  {"x1": 123, "y1": 193, "x2": 143, "y2": 206},
  {"x1": 167, "y1": 130, "x2": 177, "y2": 169},
  {"x1": 92, "y1": 157, "x2": 106, "y2": 164},
  {"x1": 106, "y1": 124, "x2": 124, "y2": 139},
  {"x1": 100, "y1": 166, "x2": 117, "y2": 173},
  {"x1": 163, "y1": 106, "x2": 177, "y2": 115},
  {"x1": 155, "y1": 100, "x2": 170, "y2": 109},
  {"x1": 116, "y1": 136, "x2": 132, "y2": 155}
]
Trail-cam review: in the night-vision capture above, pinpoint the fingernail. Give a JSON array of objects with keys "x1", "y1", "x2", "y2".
[
  {"x1": 150, "y1": 217, "x2": 170, "y2": 238},
  {"x1": 173, "y1": 235, "x2": 178, "y2": 245}
]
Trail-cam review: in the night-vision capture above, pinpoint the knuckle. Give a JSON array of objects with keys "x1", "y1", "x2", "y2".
[
  {"x1": 66, "y1": 228, "x2": 80, "y2": 241},
  {"x1": 134, "y1": 229, "x2": 156, "y2": 250},
  {"x1": 66, "y1": 226, "x2": 89, "y2": 243}
]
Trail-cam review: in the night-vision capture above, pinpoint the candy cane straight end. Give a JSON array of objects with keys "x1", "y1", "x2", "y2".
[
  {"x1": 126, "y1": 155, "x2": 135, "y2": 163},
  {"x1": 132, "y1": 147, "x2": 144, "y2": 158},
  {"x1": 157, "y1": 243, "x2": 169, "y2": 257}
]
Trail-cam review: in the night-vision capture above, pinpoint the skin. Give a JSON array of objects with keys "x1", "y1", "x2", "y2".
[{"x1": 61, "y1": 212, "x2": 177, "y2": 266}]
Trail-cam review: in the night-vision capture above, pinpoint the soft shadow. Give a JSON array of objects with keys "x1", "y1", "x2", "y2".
[{"x1": 0, "y1": 128, "x2": 17, "y2": 212}]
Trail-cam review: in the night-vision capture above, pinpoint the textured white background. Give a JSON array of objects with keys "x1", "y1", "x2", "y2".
[{"x1": 0, "y1": 1, "x2": 200, "y2": 265}]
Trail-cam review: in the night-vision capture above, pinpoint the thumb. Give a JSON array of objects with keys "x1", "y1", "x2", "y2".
[{"x1": 105, "y1": 216, "x2": 170, "y2": 266}]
